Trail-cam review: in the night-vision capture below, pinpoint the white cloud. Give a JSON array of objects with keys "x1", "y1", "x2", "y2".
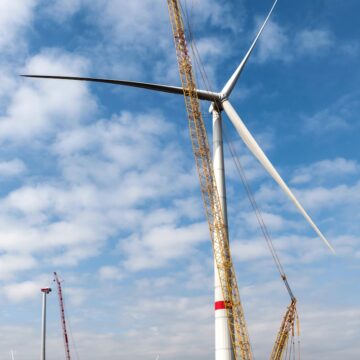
[
  {"x1": 88, "y1": 0, "x2": 168, "y2": 51},
  {"x1": 255, "y1": 19, "x2": 291, "y2": 64},
  {"x1": 88, "y1": 0, "x2": 238, "y2": 48},
  {"x1": 299, "y1": 306, "x2": 360, "y2": 359},
  {"x1": 253, "y1": 20, "x2": 336, "y2": 64},
  {"x1": 0, "y1": 326, "x2": 40, "y2": 360},
  {"x1": 0, "y1": 108, "x2": 201, "y2": 276},
  {"x1": 189, "y1": 0, "x2": 243, "y2": 33},
  {"x1": 0, "y1": 0, "x2": 39, "y2": 113},
  {"x1": 121, "y1": 222, "x2": 208, "y2": 271},
  {"x1": 65, "y1": 286, "x2": 88, "y2": 306},
  {"x1": 0, "y1": 0, "x2": 37, "y2": 52},
  {"x1": 40, "y1": 0, "x2": 242, "y2": 82},
  {"x1": 0, "y1": 254, "x2": 37, "y2": 280},
  {"x1": 192, "y1": 37, "x2": 227, "y2": 60},
  {"x1": 291, "y1": 158, "x2": 359, "y2": 185},
  {"x1": 0, "y1": 300, "x2": 359, "y2": 360},
  {"x1": 98, "y1": 266, "x2": 123, "y2": 281},
  {"x1": 231, "y1": 238, "x2": 269, "y2": 261},
  {"x1": 0, "y1": 68, "x2": 19, "y2": 108},
  {"x1": 0, "y1": 159, "x2": 26, "y2": 178},
  {"x1": 303, "y1": 92, "x2": 360, "y2": 133},
  {"x1": 0, "y1": 49, "x2": 97, "y2": 144},
  {"x1": 3, "y1": 280, "x2": 40, "y2": 302},
  {"x1": 340, "y1": 41, "x2": 360, "y2": 57},
  {"x1": 243, "y1": 211, "x2": 287, "y2": 232},
  {"x1": 42, "y1": 0, "x2": 83, "y2": 22},
  {"x1": 295, "y1": 28, "x2": 333, "y2": 55},
  {"x1": 296, "y1": 181, "x2": 360, "y2": 211}
]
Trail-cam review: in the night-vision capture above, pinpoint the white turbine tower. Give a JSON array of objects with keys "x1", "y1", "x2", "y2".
[
  {"x1": 23, "y1": 1, "x2": 334, "y2": 359},
  {"x1": 40, "y1": 287, "x2": 52, "y2": 360}
]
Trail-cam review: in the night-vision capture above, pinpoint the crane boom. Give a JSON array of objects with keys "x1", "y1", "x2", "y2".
[
  {"x1": 166, "y1": 1, "x2": 253, "y2": 359},
  {"x1": 54, "y1": 272, "x2": 71, "y2": 360},
  {"x1": 270, "y1": 299, "x2": 298, "y2": 360}
]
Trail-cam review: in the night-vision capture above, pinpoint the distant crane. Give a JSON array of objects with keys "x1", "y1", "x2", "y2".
[{"x1": 54, "y1": 272, "x2": 71, "y2": 360}]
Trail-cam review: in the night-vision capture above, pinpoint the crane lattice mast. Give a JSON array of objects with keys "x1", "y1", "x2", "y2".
[
  {"x1": 270, "y1": 298, "x2": 298, "y2": 360},
  {"x1": 166, "y1": 1, "x2": 252, "y2": 359},
  {"x1": 54, "y1": 272, "x2": 71, "y2": 360}
]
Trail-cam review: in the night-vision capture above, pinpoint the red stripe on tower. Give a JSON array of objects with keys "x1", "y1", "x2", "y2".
[
  {"x1": 215, "y1": 300, "x2": 232, "y2": 310},
  {"x1": 215, "y1": 301, "x2": 226, "y2": 310}
]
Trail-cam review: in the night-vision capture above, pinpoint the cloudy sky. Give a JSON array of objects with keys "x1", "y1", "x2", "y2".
[{"x1": 0, "y1": 0, "x2": 359, "y2": 359}]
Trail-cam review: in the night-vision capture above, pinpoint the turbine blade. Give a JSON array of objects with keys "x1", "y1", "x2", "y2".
[
  {"x1": 21, "y1": 75, "x2": 220, "y2": 102},
  {"x1": 222, "y1": 100, "x2": 335, "y2": 253},
  {"x1": 221, "y1": 0, "x2": 279, "y2": 99}
]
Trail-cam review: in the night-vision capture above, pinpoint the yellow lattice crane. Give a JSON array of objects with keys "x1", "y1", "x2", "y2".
[
  {"x1": 271, "y1": 297, "x2": 299, "y2": 360},
  {"x1": 166, "y1": 1, "x2": 253, "y2": 359},
  {"x1": 166, "y1": 1, "x2": 305, "y2": 360}
]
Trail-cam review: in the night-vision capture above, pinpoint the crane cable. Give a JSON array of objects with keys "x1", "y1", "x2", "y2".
[
  {"x1": 169, "y1": 1, "x2": 255, "y2": 357},
  {"x1": 182, "y1": 3, "x2": 301, "y2": 358},
  {"x1": 181, "y1": 0, "x2": 294, "y2": 301},
  {"x1": 65, "y1": 299, "x2": 81, "y2": 360},
  {"x1": 182, "y1": 6, "x2": 258, "y2": 359},
  {"x1": 224, "y1": 133, "x2": 295, "y2": 300}
]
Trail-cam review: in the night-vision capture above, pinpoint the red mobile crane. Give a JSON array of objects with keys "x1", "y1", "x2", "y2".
[{"x1": 54, "y1": 272, "x2": 71, "y2": 360}]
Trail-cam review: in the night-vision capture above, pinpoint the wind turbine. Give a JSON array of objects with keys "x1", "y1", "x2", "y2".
[{"x1": 23, "y1": 0, "x2": 334, "y2": 359}]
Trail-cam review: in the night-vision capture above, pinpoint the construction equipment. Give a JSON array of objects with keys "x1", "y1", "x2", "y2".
[
  {"x1": 271, "y1": 297, "x2": 298, "y2": 360},
  {"x1": 54, "y1": 272, "x2": 71, "y2": 360},
  {"x1": 166, "y1": 1, "x2": 253, "y2": 359},
  {"x1": 166, "y1": 1, "x2": 303, "y2": 359},
  {"x1": 227, "y1": 134, "x2": 301, "y2": 360},
  {"x1": 23, "y1": 1, "x2": 335, "y2": 358}
]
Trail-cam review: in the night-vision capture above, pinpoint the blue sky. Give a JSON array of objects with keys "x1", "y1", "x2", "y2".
[{"x1": 0, "y1": 0, "x2": 359, "y2": 359}]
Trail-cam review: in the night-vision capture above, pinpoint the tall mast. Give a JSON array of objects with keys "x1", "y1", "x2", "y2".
[
  {"x1": 166, "y1": 0, "x2": 253, "y2": 358},
  {"x1": 40, "y1": 288, "x2": 51, "y2": 360},
  {"x1": 54, "y1": 272, "x2": 71, "y2": 360},
  {"x1": 212, "y1": 107, "x2": 234, "y2": 360}
]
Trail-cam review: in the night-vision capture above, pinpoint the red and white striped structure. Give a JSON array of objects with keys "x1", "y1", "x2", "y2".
[
  {"x1": 54, "y1": 272, "x2": 71, "y2": 360},
  {"x1": 213, "y1": 108, "x2": 235, "y2": 360}
]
